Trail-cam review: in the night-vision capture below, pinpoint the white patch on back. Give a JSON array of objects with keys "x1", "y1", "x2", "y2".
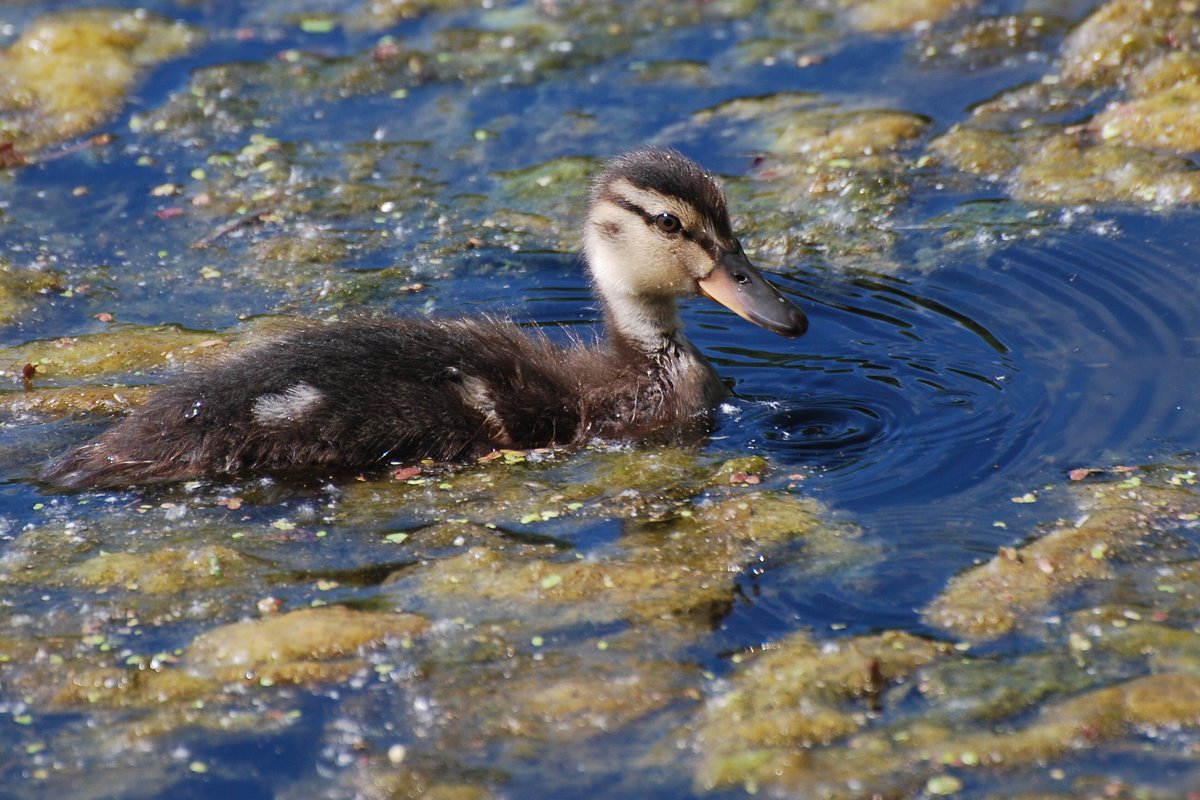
[
  {"x1": 456, "y1": 375, "x2": 510, "y2": 444},
  {"x1": 252, "y1": 382, "x2": 324, "y2": 427}
]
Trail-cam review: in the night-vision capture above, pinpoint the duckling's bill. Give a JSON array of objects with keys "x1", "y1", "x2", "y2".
[{"x1": 697, "y1": 248, "x2": 808, "y2": 338}]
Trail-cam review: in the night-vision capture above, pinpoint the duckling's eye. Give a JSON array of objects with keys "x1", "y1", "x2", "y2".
[{"x1": 653, "y1": 212, "x2": 683, "y2": 235}]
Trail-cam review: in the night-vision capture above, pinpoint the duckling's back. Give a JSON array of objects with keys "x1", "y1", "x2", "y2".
[{"x1": 42, "y1": 317, "x2": 588, "y2": 487}]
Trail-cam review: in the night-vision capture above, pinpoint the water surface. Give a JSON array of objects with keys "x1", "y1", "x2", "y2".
[{"x1": 2, "y1": 1, "x2": 1199, "y2": 798}]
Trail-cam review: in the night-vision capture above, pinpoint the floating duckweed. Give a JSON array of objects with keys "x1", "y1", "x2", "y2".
[
  {"x1": 299, "y1": 18, "x2": 336, "y2": 34},
  {"x1": 1167, "y1": 471, "x2": 1197, "y2": 486},
  {"x1": 926, "y1": 775, "x2": 963, "y2": 795}
]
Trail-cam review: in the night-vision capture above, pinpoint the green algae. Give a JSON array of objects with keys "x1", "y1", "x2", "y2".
[
  {"x1": 694, "y1": 630, "x2": 953, "y2": 796},
  {"x1": 924, "y1": 0, "x2": 1200, "y2": 209},
  {"x1": 312, "y1": 761, "x2": 497, "y2": 800},
  {"x1": 752, "y1": 106, "x2": 930, "y2": 165},
  {"x1": 383, "y1": 488, "x2": 832, "y2": 633},
  {"x1": 918, "y1": 13, "x2": 1066, "y2": 67},
  {"x1": 0, "y1": 9, "x2": 198, "y2": 156},
  {"x1": 491, "y1": 156, "x2": 599, "y2": 250},
  {"x1": 66, "y1": 545, "x2": 249, "y2": 594},
  {"x1": 693, "y1": 648, "x2": 1200, "y2": 799},
  {"x1": 0, "y1": 441, "x2": 865, "y2": 795},
  {"x1": 925, "y1": 469, "x2": 1200, "y2": 640},
  {"x1": 344, "y1": 0, "x2": 481, "y2": 32},
  {"x1": 1, "y1": 451, "x2": 856, "y2": 798},
  {"x1": 89, "y1": 0, "x2": 823, "y2": 298},
  {"x1": 0, "y1": 385, "x2": 154, "y2": 417},
  {"x1": 0, "y1": 264, "x2": 64, "y2": 324},
  {"x1": 680, "y1": 464, "x2": 1200, "y2": 798},
  {"x1": 628, "y1": 59, "x2": 713, "y2": 85},
  {"x1": 932, "y1": 125, "x2": 1200, "y2": 205},
  {"x1": 696, "y1": 630, "x2": 949, "y2": 774},
  {"x1": 1094, "y1": 81, "x2": 1200, "y2": 152},
  {"x1": 937, "y1": 672, "x2": 1200, "y2": 764},
  {"x1": 0, "y1": 325, "x2": 231, "y2": 384},
  {"x1": 334, "y1": 447, "x2": 796, "y2": 531},
  {"x1": 841, "y1": 0, "x2": 974, "y2": 34},
  {"x1": 1059, "y1": 0, "x2": 1200, "y2": 87},
  {"x1": 53, "y1": 606, "x2": 429, "y2": 711},
  {"x1": 1129, "y1": 51, "x2": 1200, "y2": 96},
  {"x1": 393, "y1": 544, "x2": 729, "y2": 629},
  {"x1": 407, "y1": 649, "x2": 696, "y2": 749},
  {"x1": 917, "y1": 650, "x2": 1101, "y2": 723},
  {"x1": 1081, "y1": 615, "x2": 1200, "y2": 676},
  {"x1": 185, "y1": 605, "x2": 429, "y2": 677},
  {"x1": 54, "y1": 663, "x2": 216, "y2": 709},
  {"x1": 675, "y1": 93, "x2": 930, "y2": 266}
]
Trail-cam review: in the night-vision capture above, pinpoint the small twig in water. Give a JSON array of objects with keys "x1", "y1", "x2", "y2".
[
  {"x1": 192, "y1": 208, "x2": 278, "y2": 249},
  {"x1": 34, "y1": 134, "x2": 116, "y2": 164}
]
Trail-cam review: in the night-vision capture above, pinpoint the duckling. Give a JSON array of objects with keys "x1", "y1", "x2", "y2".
[{"x1": 43, "y1": 147, "x2": 807, "y2": 488}]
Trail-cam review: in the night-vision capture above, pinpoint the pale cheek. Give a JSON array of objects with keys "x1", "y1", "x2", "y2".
[{"x1": 681, "y1": 243, "x2": 712, "y2": 281}]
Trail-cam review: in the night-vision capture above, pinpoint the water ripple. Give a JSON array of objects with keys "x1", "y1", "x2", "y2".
[{"x1": 706, "y1": 218, "x2": 1200, "y2": 521}]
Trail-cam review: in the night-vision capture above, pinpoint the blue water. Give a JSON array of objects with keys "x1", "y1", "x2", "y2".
[{"x1": 2, "y1": 1, "x2": 1200, "y2": 798}]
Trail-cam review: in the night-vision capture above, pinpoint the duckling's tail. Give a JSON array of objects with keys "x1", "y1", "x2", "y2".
[{"x1": 42, "y1": 438, "x2": 197, "y2": 489}]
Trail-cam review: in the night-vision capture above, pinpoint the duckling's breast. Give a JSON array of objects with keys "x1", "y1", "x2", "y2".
[{"x1": 573, "y1": 337, "x2": 727, "y2": 444}]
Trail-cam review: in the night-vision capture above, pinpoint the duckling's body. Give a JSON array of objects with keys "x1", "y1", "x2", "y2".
[{"x1": 44, "y1": 147, "x2": 807, "y2": 488}]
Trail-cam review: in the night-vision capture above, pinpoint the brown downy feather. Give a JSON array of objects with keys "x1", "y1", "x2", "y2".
[{"x1": 42, "y1": 316, "x2": 725, "y2": 488}]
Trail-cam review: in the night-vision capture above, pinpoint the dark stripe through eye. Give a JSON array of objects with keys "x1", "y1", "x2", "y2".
[
  {"x1": 613, "y1": 197, "x2": 686, "y2": 236},
  {"x1": 611, "y1": 195, "x2": 723, "y2": 260}
]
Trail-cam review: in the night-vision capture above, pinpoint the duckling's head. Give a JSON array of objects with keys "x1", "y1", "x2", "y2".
[{"x1": 584, "y1": 146, "x2": 808, "y2": 351}]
